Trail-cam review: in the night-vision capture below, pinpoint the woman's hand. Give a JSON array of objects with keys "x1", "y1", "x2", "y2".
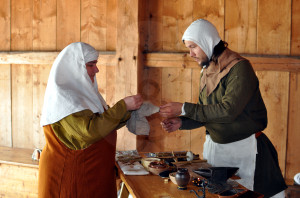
[
  {"x1": 123, "y1": 94, "x2": 143, "y2": 111},
  {"x1": 161, "y1": 117, "x2": 182, "y2": 133},
  {"x1": 159, "y1": 102, "x2": 183, "y2": 118}
]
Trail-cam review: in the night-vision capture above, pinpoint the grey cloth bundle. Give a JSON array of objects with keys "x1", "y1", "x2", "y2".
[{"x1": 126, "y1": 102, "x2": 160, "y2": 135}]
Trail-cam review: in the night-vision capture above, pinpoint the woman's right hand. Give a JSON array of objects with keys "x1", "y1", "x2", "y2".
[{"x1": 123, "y1": 94, "x2": 143, "y2": 111}]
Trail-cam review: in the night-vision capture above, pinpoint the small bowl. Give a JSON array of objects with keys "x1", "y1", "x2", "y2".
[
  {"x1": 148, "y1": 161, "x2": 169, "y2": 175},
  {"x1": 169, "y1": 172, "x2": 177, "y2": 185},
  {"x1": 141, "y1": 158, "x2": 161, "y2": 171}
]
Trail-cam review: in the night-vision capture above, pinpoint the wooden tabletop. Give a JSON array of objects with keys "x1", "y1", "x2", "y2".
[{"x1": 117, "y1": 162, "x2": 226, "y2": 198}]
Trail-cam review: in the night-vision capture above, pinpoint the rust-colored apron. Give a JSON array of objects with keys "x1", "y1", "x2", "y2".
[{"x1": 38, "y1": 125, "x2": 117, "y2": 198}]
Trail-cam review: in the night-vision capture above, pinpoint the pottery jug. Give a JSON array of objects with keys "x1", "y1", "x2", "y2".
[{"x1": 175, "y1": 168, "x2": 190, "y2": 190}]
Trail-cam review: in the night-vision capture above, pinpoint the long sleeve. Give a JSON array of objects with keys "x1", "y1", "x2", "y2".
[
  {"x1": 182, "y1": 60, "x2": 267, "y2": 143},
  {"x1": 51, "y1": 99, "x2": 131, "y2": 150}
]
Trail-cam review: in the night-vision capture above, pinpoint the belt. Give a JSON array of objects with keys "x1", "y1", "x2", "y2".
[{"x1": 255, "y1": 131, "x2": 263, "y2": 138}]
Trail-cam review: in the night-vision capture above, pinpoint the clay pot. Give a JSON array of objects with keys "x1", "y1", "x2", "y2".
[{"x1": 175, "y1": 168, "x2": 190, "y2": 190}]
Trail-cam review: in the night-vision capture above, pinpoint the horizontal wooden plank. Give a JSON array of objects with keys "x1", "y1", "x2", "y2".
[
  {"x1": 0, "y1": 51, "x2": 117, "y2": 66},
  {"x1": 0, "y1": 146, "x2": 39, "y2": 168},
  {"x1": 144, "y1": 53, "x2": 300, "y2": 72}
]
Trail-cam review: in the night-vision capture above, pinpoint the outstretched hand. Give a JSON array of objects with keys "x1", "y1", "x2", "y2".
[
  {"x1": 159, "y1": 102, "x2": 183, "y2": 118},
  {"x1": 123, "y1": 94, "x2": 143, "y2": 111},
  {"x1": 161, "y1": 117, "x2": 182, "y2": 133}
]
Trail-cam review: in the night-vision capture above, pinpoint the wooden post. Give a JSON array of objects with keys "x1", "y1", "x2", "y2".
[{"x1": 116, "y1": 0, "x2": 147, "y2": 150}]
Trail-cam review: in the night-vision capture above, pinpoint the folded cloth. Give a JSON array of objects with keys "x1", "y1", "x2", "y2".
[
  {"x1": 118, "y1": 161, "x2": 149, "y2": 175},
  {"x1": 126, "y1": 102, "x2": 159, "y2": 135}
]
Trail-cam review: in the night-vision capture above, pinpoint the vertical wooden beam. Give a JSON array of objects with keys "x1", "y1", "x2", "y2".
[
  {"x1": 116, "y1": 0, "x2": 145, "y2": 150},
  {"x1": 0, "y1": 0, "x2": 11, "y2": 147}
]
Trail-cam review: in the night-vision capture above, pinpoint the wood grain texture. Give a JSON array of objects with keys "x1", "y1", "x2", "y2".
[
  {"x1": 81, "y1": 0, "x2": 107, "y2": 50},
  {"x1": 286, "y1": 72, "x2": 300, "y2": 180},
  {"x1": 116, "y1": 0, "x2": 141, "y2": 150},
  {"x1": 11, "y1": 0, "x2": 33, "y2": 51},
  {"x1": 161, "y1": 67, "x2": 192, "y2": 151},
  {"x1": 0, "y1": 164, "x2": 38, "y2": 198},
  {"x1": 57, "y1": 0, "x2": 80, "y2": 50},
  {"x1": 190, "y1": 69, "x2": 206, "y2": 157},
  {"x1": 137, "y1": 67, "x2": 163, "y2": 152},
  {"x1": 148, "y1": 0, "x2": 163, "y2": 51},
  {"x1": 193, "y1": 0, "x2": 224, "y2": 39},
  {"x1": 257, "y1": 0, "x2": 291, "y2": 54},
  {"x1": 0, "y1": 0, "x2": 10, "y2": 51},
  {"x1": 33, "y1": 0, "x2": 56, "y2": 50},
  {"x1": 291, "y1": 0, "x2": 300, "y2": 55},
  {"x1": 225, "y1": 0, "x2": 257, "y2": 53},
  {"x1": 32, "y1": 65, "x2": 50, "y2": 149},
  {"x1": 0, "y1": 65, "x2": 12, "y2": 147},
  {"x1": 256, "y1": 71, "x2": 289, "y2": 175},
  {"x1": 12, "y1": 65, "x2": 33, "y2": 149},
  {"x1": 106, "y1": 0, "x2": 117, "y2": 51}
]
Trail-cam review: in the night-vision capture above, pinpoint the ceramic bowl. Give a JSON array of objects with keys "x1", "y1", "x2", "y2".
[
  {"x1": 141, "y1": 158, "x2": 161, "y2": 171},
  {"x1": 148, "y1": 161, "x2": 169, "y2": 175},
  {"x1": 169, "y1": 172, "x2": 177, "y2": 185}
]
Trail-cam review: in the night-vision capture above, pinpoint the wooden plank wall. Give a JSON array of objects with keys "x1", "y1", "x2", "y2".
[
  {"x1": 0, "y1": 0, "x2": 299, "y2": 185},
  {"x1": 140, "y1": 0, "x2": 300, "y2": 184},
  {"x1": 0, "y1": 0, "x2": 118, "y2": 150}
]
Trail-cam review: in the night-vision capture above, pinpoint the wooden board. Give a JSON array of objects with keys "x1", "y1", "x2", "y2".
[
  {"x1": 286, "y1": 72, "x2": 300, "y2": 182},
  {"x1": 161, "y1": 67, "x2": 192, "y2": 151},
  {"x1": 57, "y1": 0, "x2": 80, "y2": 50},
  {"x1": 148, "y1": 0, "x2": 163, "y2": 51},
  {"x1": 0, "y1": 65, "x2": 12, "y2": 147},
  {"x1": 256, "y1": 71, "x2": 289, "y2": 175},
  {"x1": 190, "y1": 68, "x2": 206, "y2": 157},
  {"x1": 225, "y1": 0, "x2": 257, "y2": 53},
  {"x1": 32, "y1": 65, "x2": 51, "y2": 149},
  {"x1": 106, "y1": 0, "x2": 117, "y2": 51},
  {"x1": 81, "y1": 0, "x2": 107, "y2": 50},
  {"x1": 11, "y1": 0, "x2": 33, "y2": 51},
  {"x1": 12, "y1": 65, "x2": 34, "y2": 149},
  {"x1": 137, "y1": 67, "x2": 163, "y2": 152},
  {"x1": 116, "y1": 0, "x2": 141, "y2": 151},
  {"x1": 193, "y1": 0, "x2": 224, "y2": 39},
  {"x1": 291, "y1": 0, "x2": 300, "y2": 55},
  {"x1": 257, "y1": 0, "x2": 291, "y2": 54},
  {"x1": 0, "y1": 0, "x2": 10, "y2": 50},
  {"x1": 33, "y1": 0, "x2": 56, "y2": 50}
]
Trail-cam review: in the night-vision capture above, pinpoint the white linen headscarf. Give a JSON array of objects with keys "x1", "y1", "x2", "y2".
[
  {"x1": 182, "y1": 19, "x2": 221, "y2": 60},
  {"x1": 40, "y1": 42, "x2": 108, "y2": 126}
]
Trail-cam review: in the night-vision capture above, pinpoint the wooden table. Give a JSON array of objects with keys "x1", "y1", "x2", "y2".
[{"x1": 117, "y1": 162, "x2": 233, "y2": 198}]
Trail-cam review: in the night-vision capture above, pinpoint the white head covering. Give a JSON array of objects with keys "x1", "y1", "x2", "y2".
[
  {"x1": 40, "y1": 42, "x2": 108, "y2": 126},
  {"x1": 182, "y1": 19, "x2": 221, "y2": 60}
]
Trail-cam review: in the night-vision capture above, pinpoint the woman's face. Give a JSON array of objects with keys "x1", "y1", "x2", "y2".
[
  {"x1": 86, "y1": 60, "x2": 99, "y2": 83},
  {"x1": 184, "y1": 40, "x2": 209, "y2": 67}
]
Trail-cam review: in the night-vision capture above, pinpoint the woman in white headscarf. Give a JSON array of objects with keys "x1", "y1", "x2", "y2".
[
  {"x1": 159, "y1": 19, "x2": 286, "y2": 198},
  {"x1": 38, "y1": 42, "x2": 142, "y2": 198}
]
